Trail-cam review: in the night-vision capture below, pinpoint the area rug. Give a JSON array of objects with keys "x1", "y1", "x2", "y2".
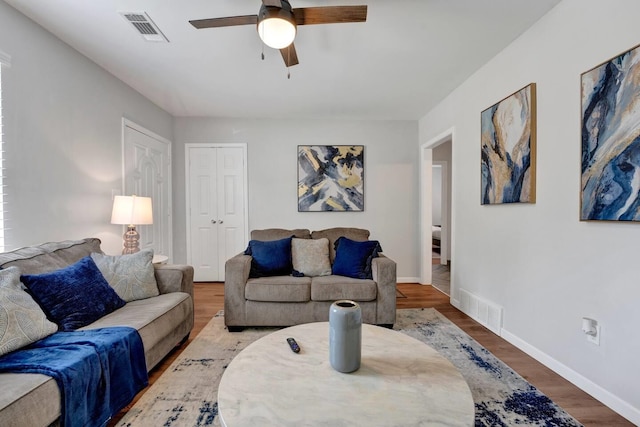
[{"x1": 116, "y1": 309, "x2": 582, "y2": 427}]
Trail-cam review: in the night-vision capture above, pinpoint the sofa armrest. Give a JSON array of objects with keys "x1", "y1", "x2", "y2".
[
  {"x1": 154, "y1": 264, "x2": 194, "y2": 298},
  {"x1": 372, "y1": 255, "x2": 397, "y2": 325},
  {"x1": 224, "y1": 253, "x2": 252, "y2": 326}
]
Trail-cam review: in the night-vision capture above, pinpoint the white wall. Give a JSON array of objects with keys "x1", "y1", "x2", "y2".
[
  {"x1": 173, "y1": 118, "x2": 419, "y2": 280},
  {"x1": 419, "y1": 0, "x2": 640, "y2": 422},
  {"x1": 0, "y1": 2, "x2": 173, "y2": 255}
]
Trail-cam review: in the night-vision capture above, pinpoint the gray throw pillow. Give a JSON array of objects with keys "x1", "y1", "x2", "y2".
[
  {"x1": 292, "y1": 237, "x2": 332, "y2": 277},
  {"x1": 0, "y1": 266, "x2": 58, "y2": 356},
  {"x1": 91, "y1": 249, "x2": 159, "y2": 302}
]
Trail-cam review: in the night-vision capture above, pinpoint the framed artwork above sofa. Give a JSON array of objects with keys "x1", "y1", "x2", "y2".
[{"x1": 297, "y1": 145, "x2": 365, "y2": 212}]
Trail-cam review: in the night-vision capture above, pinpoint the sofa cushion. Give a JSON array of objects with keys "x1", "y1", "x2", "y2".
[
  {"x1": 0, "y1": 267, "x2": 58, "y2": 357},
  {"x1": 21, "y1": 256, "x2": 126, "y2": 331},
  {"x1": 292, "y1": 237, "x2": 332, "y2": 277},
  {"x1": 311, "y1": 228, "x2": 370, "y2": 262},
  {"x1": 310, "y1": 275, "x2": 377, "y2": 302},
  {"x1": 0, "y1": 238, "x2": 103, "y2": 275},
  {"x1": 0, "y1": 372, "x2": 61, "y2": 427},
  {"x1": 332, "y1": 237, "x2": 382, "y2": 280},
  {"x1": 245, "y1": 237, "x2": 293, "y2": 278},
  {"x1": 80, "y1": 292, "x2": 192, "y2": 370},
  {"x1": 251, "y1": 228, "x2": 311, "y2": 241},
  {"x1": 91, "y1": 249, "x2": 159, "y2": 302},
  {"x1": 245, "y1": 276, "x2": 311, "y2": 302}
]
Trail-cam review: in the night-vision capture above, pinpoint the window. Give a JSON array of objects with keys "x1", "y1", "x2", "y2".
[{"x1": 0, "y1": 50, "x2": 10, "y2": 252}]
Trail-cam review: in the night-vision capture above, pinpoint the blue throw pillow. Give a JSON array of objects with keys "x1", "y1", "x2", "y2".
[
  {"x1": 244, "y1": 237, "x2": 293, "y2": 278},
  {"x1": 21, "y1": 256, "x2": 126, "y2": 331},
  {"x1": 332, "y1": 237, "x2": 383, "y2": 280}
]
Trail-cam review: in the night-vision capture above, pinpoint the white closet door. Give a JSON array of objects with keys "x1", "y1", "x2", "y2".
[
  {"x1": 215, "y1": 147, "x2": 247, "y2": 277},
  {"x1": 187, "y1": 145, "x2": 247, "y2": 282},
  {"x1": 188, "y1": 147, "x2": 219, "y2": 281}
]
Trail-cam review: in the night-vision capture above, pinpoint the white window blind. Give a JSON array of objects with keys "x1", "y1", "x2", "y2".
[{"x1": 0, "y1": 51, "x2": 10, "y2": 252}]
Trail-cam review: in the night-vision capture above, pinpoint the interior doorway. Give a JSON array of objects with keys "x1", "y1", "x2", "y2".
[
  {"x1": 432, "y1": 159, "x2": 450, "y2": 295},
  {"x1": 420, "y1": 128, "x2": 454, "y2": 297},
  {"x1": 431, "y1": 162, "x2": 447, "y2": 265}
]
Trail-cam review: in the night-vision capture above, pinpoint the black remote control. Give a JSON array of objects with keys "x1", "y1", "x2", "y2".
[{"x1": 286, "y1": 337, "x2": 300, "y2": 353}]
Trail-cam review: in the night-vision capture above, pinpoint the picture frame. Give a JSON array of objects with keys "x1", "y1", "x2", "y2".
[
  {"x1": 481, "y1": 83, "x2": 537, "y2": 205},
  {"x1": 297, "y1": 145, "x2": 364, "y2": 212},
  {"x1": 581, "y1": 43, "x2": 640, "y2": 221}
]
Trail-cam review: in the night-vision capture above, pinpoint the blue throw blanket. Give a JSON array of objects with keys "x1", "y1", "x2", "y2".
[{"x1": 0, "y1": 327, "x2": 148, "y2": 427}]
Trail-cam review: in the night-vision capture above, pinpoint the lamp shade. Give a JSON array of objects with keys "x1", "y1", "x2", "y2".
[
  {"x1": 111, "y1": 195, "x2": 153, "y2": 225},
  {"x1": 257, "y1": 5, "x2": 296, "y2": 49}
]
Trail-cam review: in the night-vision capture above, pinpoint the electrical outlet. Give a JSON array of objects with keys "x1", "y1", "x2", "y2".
[{"x1": 587, "y1": 325, "x2": 600, "y2": 346}]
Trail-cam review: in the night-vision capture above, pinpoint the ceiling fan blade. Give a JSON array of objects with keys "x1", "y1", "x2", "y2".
[
  {"x1": 280, "y1": 43, "x2": 299, "y2": 67},
  {"x1": 189, "y1": 15, "x2": 258, "y2": 29},
  {"x1": 293, "y1": 6, "x2": 367, "y2": 26},
  {"x1": 262, "y1": 0, "x2": 283, "y2": 7}
]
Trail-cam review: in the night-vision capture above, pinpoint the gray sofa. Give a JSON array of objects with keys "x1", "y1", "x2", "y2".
[
  {"x1": 0, "y1": 238, "x2": 194, "y2": 427},
  {"x1": 224, "y1": 228, "x2": 397, "y2": 331}
]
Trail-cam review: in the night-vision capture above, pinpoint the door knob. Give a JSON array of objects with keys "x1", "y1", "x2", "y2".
[
  {"x1": 219, "y1": 220, "x2": 224, "y2": 224},
  {"x1": 211, "y1": 220, "x2": 217, "y2": 224}
]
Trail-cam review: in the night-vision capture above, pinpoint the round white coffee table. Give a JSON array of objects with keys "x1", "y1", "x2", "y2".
[{"x1": 218, "y1": 322, "x2": 474, "y2": 426}]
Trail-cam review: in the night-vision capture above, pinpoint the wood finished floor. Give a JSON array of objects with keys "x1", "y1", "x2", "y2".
[{"x1": 111, "y1": 283, "x2": 633, "y2": 426}]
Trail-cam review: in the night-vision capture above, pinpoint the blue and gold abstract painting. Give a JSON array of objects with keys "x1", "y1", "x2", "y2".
[
  {"x1": 581, "y1": 44, "x2": 640, "y2": 221},
  {"x1": 298, "y1": 145, "x2": 364, "y2": 212},
  {"x1": 481, "y1": 84, "x2": 536, "y2": 205}
]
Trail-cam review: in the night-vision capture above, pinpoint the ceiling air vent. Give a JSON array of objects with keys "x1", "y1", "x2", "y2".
[{"x1": 119, "y1": 12, "x2": 169, "y2": 42}]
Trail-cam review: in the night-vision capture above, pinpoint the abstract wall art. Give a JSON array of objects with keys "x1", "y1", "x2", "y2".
[
  {"x1": 581, "y1": 44, "x2": 640, "y2": 221},
  {"x1": 481, "y1": 83, "x2": 537, "y2": 205},
  {"x1": 298, "y1": 145, "x2": 364, "y2": 212}
]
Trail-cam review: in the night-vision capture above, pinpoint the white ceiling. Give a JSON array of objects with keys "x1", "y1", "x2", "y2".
[{"x1": 4, "y1": 0, "x2": 561, "y2": 120}]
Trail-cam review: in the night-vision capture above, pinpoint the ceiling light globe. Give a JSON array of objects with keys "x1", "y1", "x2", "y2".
[{"x1": 258, "y1": 17, "x2": 296, "y2": 49}]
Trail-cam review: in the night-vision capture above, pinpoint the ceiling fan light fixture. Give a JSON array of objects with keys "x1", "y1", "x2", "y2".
[{"x1": 257, "y1": 5, "x2": 297, "y2": 49}]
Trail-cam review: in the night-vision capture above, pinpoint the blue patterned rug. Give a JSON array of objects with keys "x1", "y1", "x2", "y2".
[
  {"x1": 116, "y1": 308, "x2": 582, "y2": 426},
  {"x1": 395, "y1": 309, "x2": 582, "y2": 427}
]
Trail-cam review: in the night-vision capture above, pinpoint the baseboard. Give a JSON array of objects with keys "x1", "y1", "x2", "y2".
[
  {"x1": 500, "y1": 328, "x2": 640, "y2": 425},
  {"x1": 397, "y1": 276, "x2": 420, "y2": 283}
]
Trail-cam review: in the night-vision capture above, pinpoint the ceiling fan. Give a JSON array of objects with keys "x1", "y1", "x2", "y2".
[{"x1": 189, "y1": 0, "x2": 368, "y2": 68}]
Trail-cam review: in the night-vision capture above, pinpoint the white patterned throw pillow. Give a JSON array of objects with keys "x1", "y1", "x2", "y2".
[
  {"x1": 292, "y1": 238, "x2": 332, "y2": 277},
  {"x1": 0, "y1": 266, "x2": 58, "y2": 356},
  {"x1": 91, "y1": 249, "x2": 159, "y2": 302}
]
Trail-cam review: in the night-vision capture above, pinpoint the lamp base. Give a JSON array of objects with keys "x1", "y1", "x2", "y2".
[{"x1": 122, "y1": 225, "x2": 140, "y2": 254}]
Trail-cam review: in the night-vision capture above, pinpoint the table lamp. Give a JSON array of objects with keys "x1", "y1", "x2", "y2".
[{"x1": 111, "y1": 195, "x2": 153, "y2": 254}]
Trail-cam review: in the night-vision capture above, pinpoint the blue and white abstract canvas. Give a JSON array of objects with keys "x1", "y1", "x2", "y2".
[
  {"x1": 298, "y1": 145, "x2": 364, "y2": 212},
  {"x1": 481, "y1": 84, "x2": 536, "y2": 205},
  {"x1": 581, "y1": 44, "x2": 640, "y2": 221}
]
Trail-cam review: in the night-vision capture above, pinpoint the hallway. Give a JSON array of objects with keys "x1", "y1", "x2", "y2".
[{"x1": 432, "y1": 253, "x2": 450, "y2": 295}]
